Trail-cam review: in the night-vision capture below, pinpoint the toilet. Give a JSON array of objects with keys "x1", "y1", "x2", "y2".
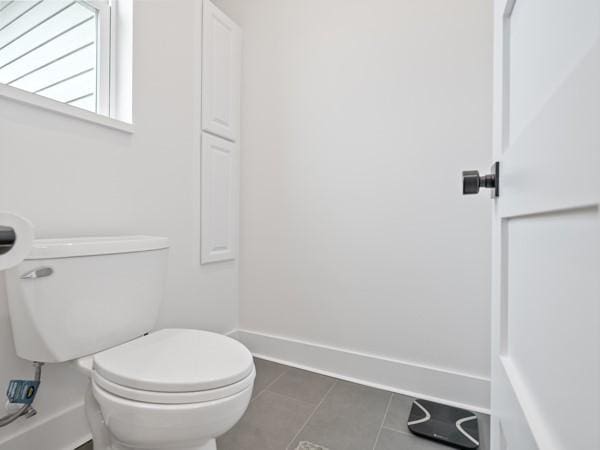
[{"x1": 4, "y1": 236, "x2": 255, "y2": 450}]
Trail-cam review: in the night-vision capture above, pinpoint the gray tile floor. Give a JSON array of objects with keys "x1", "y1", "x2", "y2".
[
  {"x1": 76, "y1": 358, "x2": 490, "y2": 450},
  {"x1": 217, "y1": 358, "x2": 490, "y2": 450}
]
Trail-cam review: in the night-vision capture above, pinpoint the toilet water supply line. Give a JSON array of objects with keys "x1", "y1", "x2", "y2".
[{"x1": 0, "y1": 362, "x2": 43, "y2": 427}]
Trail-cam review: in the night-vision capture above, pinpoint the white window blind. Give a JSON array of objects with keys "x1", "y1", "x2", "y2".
[{"x1": 0, "y1": 0, "x2": 109, "y2": 113}]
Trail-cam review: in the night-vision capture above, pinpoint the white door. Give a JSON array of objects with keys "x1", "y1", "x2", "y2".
[
  {"x1": 487, "y1": 0, "x2": 600, "y2": 449},
  {"x1": 202, "y1": 0, "x2": 241, "y2": 142},
  {"x1": 201, "y1": 132, "x2": 238, "y2": 264}
]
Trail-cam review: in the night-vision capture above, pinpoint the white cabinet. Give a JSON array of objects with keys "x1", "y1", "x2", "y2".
[
  {"x1": 200, "y1": 0, "x2": 241, "y2": 264},
  {"x1": 201, "y1": 133, "x2": 238, "y2": 264},
  {"x1": 202, "y1": 0, "x2": 242, "y2": 142}
]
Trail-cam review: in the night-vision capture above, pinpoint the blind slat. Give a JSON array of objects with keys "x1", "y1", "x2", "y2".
[
  {"x1": 36, "y1": 67, "x2": 95, "y2": 103},
  {"x1": 0, "y1": 0, "x2": 99, "y2": 112},
  {"x1": 0, "y1": 2, "x2": 16, "y2": 14},
  {"x1": 0, "y1": 0, "x2": 41, "y2": 31},
  {"x1": 0, "y1": 8, "x2": 93, "y2": 67},
  {"x1": 9, "y1": 41, "x2": 94, "y2": 88},
  {"x1": 0, "y1": 1, "x2": 76, "y2": 50},
  {"x1": 0, "y1": 18, "x2": 95, "y2": 81},
  {"x1": 67, "y1": 91, "x2": 94, "y2": 110},
  {"x1": 66, "y1": 91, "x2": 92, "y2": 104},
  {"x1": 34, "y1": 66, "x2": 92, "y2": 93}
]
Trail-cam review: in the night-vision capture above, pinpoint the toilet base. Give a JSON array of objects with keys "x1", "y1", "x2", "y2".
[
  {"x1": 87, "y1": 386, "x2": 219, "y2": 450},
  {"x1": 111, "y1": 439, "x2": 216, "y2": 450},
  {"x1": 200, "y1": 440, "x2": 217, "y2": 450}
]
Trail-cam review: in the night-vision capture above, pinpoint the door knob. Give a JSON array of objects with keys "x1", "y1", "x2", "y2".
[{"x1": 462, "y1": 162, "x2": 499, "y2": 197}]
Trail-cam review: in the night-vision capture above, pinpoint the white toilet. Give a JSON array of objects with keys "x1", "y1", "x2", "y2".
[{"x1": 4, "y1": 236, "x2": 255, "y2": 450}]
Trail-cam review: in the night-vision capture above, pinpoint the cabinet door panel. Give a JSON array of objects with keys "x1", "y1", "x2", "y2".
[
  {"x1": 202, "y1": 0, "x2": 241, "y2": 142},
  {"x1": 201, "y1": 133, "x2": 238, "y2": 263}
]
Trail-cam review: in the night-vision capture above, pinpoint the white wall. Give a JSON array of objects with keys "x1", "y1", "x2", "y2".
[
  {"x1": 0, "y1": 1, "x2": 238, "y2": 448},
  {"x1": 0, "y1": 0, "x2": 494, "y2": 444},
  {"x1": 215, "y1": 0, "x2": 493, "y2": 408}
]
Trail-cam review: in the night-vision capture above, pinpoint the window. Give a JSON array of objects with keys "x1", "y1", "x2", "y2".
[{"x1": 0, "y1": 0, "x2": 110, "y2": 114}]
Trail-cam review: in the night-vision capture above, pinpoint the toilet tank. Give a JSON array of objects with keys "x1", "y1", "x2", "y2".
[{"x1": 5, "y1": 236, "x2": 169, "y2": 363}]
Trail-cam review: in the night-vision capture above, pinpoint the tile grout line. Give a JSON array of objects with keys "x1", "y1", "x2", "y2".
[
  {"x1": 380, "y1": 425, "x2": 413, "y2": 437},
  {"x1": 371, "y1": 392, "x2": 394, "y2": 450},
  {"x1": 284, "y1": 380, "x2": 338, "y2": 450},
  {"x1": 252, "y1": 365, "x2": 290, "y2": 402},
  {"x1": 261, "y1": 388, "x2": 316, "y2": 407}
]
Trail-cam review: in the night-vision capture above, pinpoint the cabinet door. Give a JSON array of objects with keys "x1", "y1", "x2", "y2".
[
  {"x1": 201, "y1": 133, "x2": 238, "y2": 263},
  {"x1": 202, "y1": 0, "x2": 241, "y2": 142}
]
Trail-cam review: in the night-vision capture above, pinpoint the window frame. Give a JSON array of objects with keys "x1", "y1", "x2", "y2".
[
  {"x1": 74, "y1": 0, "x2": 110, "y2": 114},
  {"x1": 0, "y1": 0, "x2": 133, "y2": 132}
]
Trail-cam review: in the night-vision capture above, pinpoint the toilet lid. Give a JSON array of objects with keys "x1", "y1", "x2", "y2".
[{"x1": 93, "y1": 329, "x2": 254, "y2": 392}]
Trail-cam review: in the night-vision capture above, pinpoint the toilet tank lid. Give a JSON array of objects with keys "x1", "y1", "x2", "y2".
[{"x1": 26, "y1": 235, "x2": 169, "y2": 260}]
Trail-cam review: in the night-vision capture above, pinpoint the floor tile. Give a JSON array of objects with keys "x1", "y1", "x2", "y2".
[
  {"x1": 77, "y1": 361, "x2": 490, "y2": 450},
  {"x1": 476, "y1": 413, "x2": 491, "y2": 450},
  {"x1": 382, "y1": 393, "x2": 415, "y2": 435},
  {"x1": 268, "y1": 367, "x2": 336, "y2": 405},
  {"x1": 375, "y1": 428, "x2": 454, "y2": 450},
  {"x1": 293, "y1": 442, "x2": 330, "y2": 450},
  {"x1": 252, "y1": 357, "x2": 288, "y2": 399},
  {"x1": 289, "y1": 380, "x2": 391, "y2": 450},
  {"x1": 217, "y1": 390, "x2": 314, "y2": 450}
]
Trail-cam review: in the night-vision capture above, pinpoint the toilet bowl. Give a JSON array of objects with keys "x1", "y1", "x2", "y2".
[
  {"x1": 80, "y1": 329, "x2": 255, "y2": 450},
  {"x1": 4, "y1": 236, "x2": 254, "y2": 449}
]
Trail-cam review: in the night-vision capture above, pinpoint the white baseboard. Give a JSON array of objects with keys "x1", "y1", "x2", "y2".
[
  {"x1": 224, "y1": 329, "x2": 239, "y2": 338},
  {"x1": 235, "y1": 329, "x2": 490, "y2": 413},
  {"x1": 0, "y1": 401, "x2": 90, "y2": 450}
]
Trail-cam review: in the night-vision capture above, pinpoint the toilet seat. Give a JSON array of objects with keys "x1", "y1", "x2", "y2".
[
  {"x1": 92, "y1": 366, "x2": 255, "y2": 404},
  {"x1": 91, "y1": 329, "x2": 255, "y2": 403}
]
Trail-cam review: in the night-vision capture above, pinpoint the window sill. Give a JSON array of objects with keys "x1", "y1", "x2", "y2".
[{"x1": 0, "y1": 84, "x2": 134, "y2": 134}]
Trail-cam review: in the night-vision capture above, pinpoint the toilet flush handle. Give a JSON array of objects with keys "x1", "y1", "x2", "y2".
[{"x1": 21, "y1": 267, "x2": 53, "y2": 280}]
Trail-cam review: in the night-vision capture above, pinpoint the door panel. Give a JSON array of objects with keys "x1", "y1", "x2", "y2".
[
  {"x1": 492, "y1": 0, "x2": 600, "y2": 449},
  {"x1": 508, "y1": 0, "x2": 600, "y2": 145},
  {"x1": 502, "y1": 207, "x2": 599, "y2": 449},
  {"x1": 501, "y1": 40, "x2": 600, "y2": 217},
  {"x1": 202, "y1": 0, "x2": 241, "y2": 142}
]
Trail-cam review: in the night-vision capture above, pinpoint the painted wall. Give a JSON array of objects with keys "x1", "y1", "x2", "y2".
[
  {"x1": 214, "y1": 0, "x2": 493, "y2": 402},
  {"x1": 0, "y1": 1, "x2": 237, "y2": 448}
]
